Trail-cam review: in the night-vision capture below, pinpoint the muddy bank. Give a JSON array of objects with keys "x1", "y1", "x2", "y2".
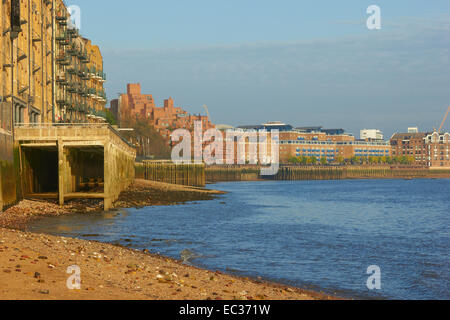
[
  {"x1": 114, "y1": 179, "x2": 224, "y2": 208},
  {"x1": 0, "y1": 228, "x2": 336, "y2": 300},
  {"x1": 0, "y1": 179, "x2": 224, "y2": 230}
]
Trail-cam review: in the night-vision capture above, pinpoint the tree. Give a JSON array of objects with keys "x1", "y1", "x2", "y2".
[
  {"x1": 119, "y1": 114, "x2": 171, "y2": 159},
  {"x1": 350, "y1": 156, "x2": 359, "y2": 165},
  {"x1": 299, "y1": 156, "x2": 308, "y2": 165},
  {"x1": 335, "y1": 156, "x2": 345, "y2": 165},
  {"x1": 105, "y1": 108, "x2": 117, "y2": 126},
  {"x1": 320, "y1": 157, "x2": 327, "y2": 165},
  {"x1": 288, "y1": 156, "x2": 300, "y2": 164}
]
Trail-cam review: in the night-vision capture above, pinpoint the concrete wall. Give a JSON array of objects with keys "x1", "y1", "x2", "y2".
[
  {"x1": 103, "y1": 129, "x2": 136, "y2": 209},
  {"x1": 0, "y1": 131, "x2": 20, "y2": 210}
]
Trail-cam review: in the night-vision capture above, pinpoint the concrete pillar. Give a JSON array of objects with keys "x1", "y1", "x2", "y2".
[
  {"x1": 0, "y1": 178, "x2": 4, "y2": 212},
  {"x1": 103, "y1": 141, "x2": 111, "y2": 211},
  {"x1": 58, "y1": 140, "x2": 65, "y2": 206}
]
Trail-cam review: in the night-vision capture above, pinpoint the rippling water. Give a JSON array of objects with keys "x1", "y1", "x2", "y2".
[{"x1": 27, "y1": 179, "x2": 450, "y2": 299}]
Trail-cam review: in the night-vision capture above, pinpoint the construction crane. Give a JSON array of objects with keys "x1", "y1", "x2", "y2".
[
  {"x1": 203, "y1": 104, "x2": 212, "y2": 122},
  {"x1": 438, "y1": 106, "x2": 450, "y2": 133}
]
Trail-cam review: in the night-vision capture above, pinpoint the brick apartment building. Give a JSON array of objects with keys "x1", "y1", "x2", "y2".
[
  {"x1": 111, "y1": 84, "x2": 214, "y2": 139},
  {"x1": 0, "y1": 0, "x2": 107, "y2": 125},
  {"x1": 391, "y1": 131, "x2": 450, "y2": 168}
]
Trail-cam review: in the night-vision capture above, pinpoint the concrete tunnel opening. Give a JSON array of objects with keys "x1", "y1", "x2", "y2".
[
  {"x1": 22, "y1": 147, "x2": 59, "y2": 195},
  {"x1": 21, "y1": 145, "x2": 105, "y2": 199},
  {"x1": 64, "y1": 146, "x2": 105, "y2": 196}
]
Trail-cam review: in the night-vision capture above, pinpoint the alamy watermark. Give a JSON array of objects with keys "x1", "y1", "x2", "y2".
[
  {"x1": 67, "y1": 5, "x2": 82, "y2": 31},
  {"x1": 366, "y1": 265, "x2": 381, "y2": 290},
  {"x1": 171, "y1": 121, "x2": 280, "y2": 175},
  {"x1": 66, "y1": 265, "x2": 81, "y2": 290},
  {"x1": 367, "y1": 5, "x2": 381, "y2": 30}
]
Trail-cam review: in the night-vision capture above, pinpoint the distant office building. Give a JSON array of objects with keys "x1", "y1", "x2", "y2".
[
  {"x1": 295, "y1": 126, "x2": 345, "y2": 135},
  {"x1": 279, "y1": 130, "x2": 391, "y2": 163},
  {"x1": 263, "y1": 121, "x2": 293, "y2": 132},
  {"x1": 233, "y1": 123, "x2": 390, "y2": 163},
  {"x1": 360, "y1": 129, "x2": 383, "y2": 141},
  {"x1": 237, "y1": 122, "x2": 293, "y2": 132}
]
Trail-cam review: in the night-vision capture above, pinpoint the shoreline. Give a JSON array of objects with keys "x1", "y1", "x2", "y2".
[
  {"x1": 0, "y1": 229, "x2": 337, "y2": 300},
  {"x1": 0, "y1": 179, "x2": 337, "y2": 300},
  {"x1": 0, "y1": 179, "x2": 225, "y2": 230}
]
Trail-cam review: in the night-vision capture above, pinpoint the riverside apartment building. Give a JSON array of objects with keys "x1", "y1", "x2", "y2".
[
  {"x1": 0, "y1": 0, "x2": 107, "y2": 125},
  {"x1": 391, "y1": 131, "x2": 450, "y2": 168},
  {"x1": 111, "y1": 83, "x2": 214, "y2": 139},
  {"x1": 0, "y1": 0, "x2": 109, "y2": 210}
]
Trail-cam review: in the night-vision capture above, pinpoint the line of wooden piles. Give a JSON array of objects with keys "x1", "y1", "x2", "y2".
[{"x1": 136, "y1": 161, "x2": 205, "y2": 187}]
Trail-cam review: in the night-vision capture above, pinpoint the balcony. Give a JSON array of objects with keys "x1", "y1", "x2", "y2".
[
  {"x1": 67, "y1": 44, "x2": 79, "y2": 56},
  {"x1": 56, "y1": 53, "x2": 71, "y2": 65},
  {"x1": 99, "y1": 71, "x2": 106, "y2": 82},
  {"x1": 56, "y1": 72, "x2": 68, "y2": 86},
  {"x1": 56, "y1": 32, "x2": 70, "y2": 45},
  {"x1": 80, "y1": 68, "x2": 91, "y2": 80},
  {"x1": 97, "y1": 90, "x2": 107, "y2": 102},
  {"x1": 56, "y1": 11, "x2": 68, "y2": 24},
  {"x1": 66, "y1": 65, "x2": 77, "y2": 75},
  {"x1": 67, "y1": 27, "x2": 79, "y2": 36},
  {"x1": 78, "y1": 50, "x2": 89, "y2": 63},
  {"x1": 87, "y1": 88, "x2": 97, "y2": 98},
  {"x1": 92, "y1": 70, "x2": 102, "y2": 80},
  {"x1": 56, "y1": 95, "x2": 68, "y2": 105}
]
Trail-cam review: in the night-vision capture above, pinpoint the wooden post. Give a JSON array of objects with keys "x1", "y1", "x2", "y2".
[{"x1": 58, "y1": 140, "x2": 64, "y2": 206}]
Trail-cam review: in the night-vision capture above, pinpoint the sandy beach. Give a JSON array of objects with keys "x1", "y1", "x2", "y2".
[
  {"x1": 0, "y1": 179, "x2": 336, "y2": 300},
  {"x1": 0, "y1": 228, "x2": 336, "y2": 300}
]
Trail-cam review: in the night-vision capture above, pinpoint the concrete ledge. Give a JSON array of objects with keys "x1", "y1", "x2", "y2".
[{"x1": 14, "y1": 124, "x2": 136, "y2": 211}]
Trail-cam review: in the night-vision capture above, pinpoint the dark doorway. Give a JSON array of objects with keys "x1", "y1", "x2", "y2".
[{"x1": 22, "y1": 147, "x2": 58, "y2": 195}]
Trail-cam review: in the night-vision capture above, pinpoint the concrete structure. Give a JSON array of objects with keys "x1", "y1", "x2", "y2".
[
  {"x1": 360, "y1": 129, "x2": 383, "y2": 141},
  {"x1": 14, "y1": 124, "x2": 136, "y2": 210},
  {"x1": 408, "y1": 127, "x2": 419, "y2": 133},
  {"x1": 0, "y1": 128, "x2": 18, "y2": 210}
]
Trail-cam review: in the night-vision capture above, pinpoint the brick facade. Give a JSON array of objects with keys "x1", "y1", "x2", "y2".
[
  {"x1": 390, "y1": 132, "x2": 450, "y2": 168},
  {"x1": 113, "y1": 83, "x2": 214, "y2": 139}
]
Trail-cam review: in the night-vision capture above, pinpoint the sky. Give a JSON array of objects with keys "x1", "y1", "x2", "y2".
[{"x1": 66, "y1": 0, "x2": 450, "y2": 138}]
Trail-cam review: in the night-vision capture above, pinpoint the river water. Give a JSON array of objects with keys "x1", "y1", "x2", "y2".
[{"x1": 27, "y1": 179, "x2": 449, "y2": 299}]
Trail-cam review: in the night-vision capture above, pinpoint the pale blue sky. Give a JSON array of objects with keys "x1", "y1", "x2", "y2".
[{"x1": 67, "y1": 0, "x2": 450, "y2": 137}]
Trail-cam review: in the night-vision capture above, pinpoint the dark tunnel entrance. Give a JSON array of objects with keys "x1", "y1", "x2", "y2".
[
  {"x1": 21, "y1": 146, "x2": 59, "y2": 196},
  {"x1": 65, "y1": 146, "x2": 104, "y2": 195}
]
